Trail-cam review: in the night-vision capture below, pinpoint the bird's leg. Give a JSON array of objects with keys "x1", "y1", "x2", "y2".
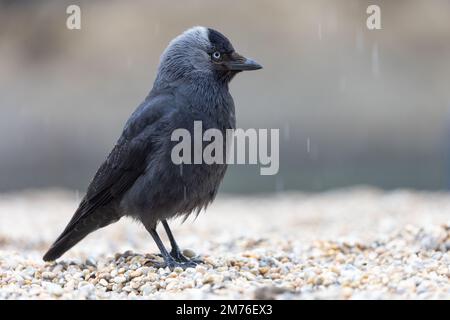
[
  {"x1": 162, "y1": 220, "x2": 188, "y2": 262},
  {"x1": 146, "y1": 226, "x2": 196, "y2": 270},
  {"x1": 162, "y1": 220, "x2": 201, "y2": 265},
  {"x1": 147, "y1": 228, "x2": 176, "y2": 269}
]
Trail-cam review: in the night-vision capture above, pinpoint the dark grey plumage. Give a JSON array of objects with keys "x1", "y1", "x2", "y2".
[{"x1": 43, "y1": 26, "x2": 262, "y2": 268}]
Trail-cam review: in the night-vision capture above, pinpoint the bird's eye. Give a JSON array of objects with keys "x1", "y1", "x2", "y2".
[{"x1": 212, "y1": 51, "x2": 221, "y2": 60}]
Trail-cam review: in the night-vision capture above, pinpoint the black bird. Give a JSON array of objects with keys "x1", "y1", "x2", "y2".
[{"x1": 43, "y1": 26, "x2": 262, "y2": 269}]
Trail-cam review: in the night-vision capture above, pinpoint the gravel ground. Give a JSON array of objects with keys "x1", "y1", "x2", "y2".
[{"x1": 0, "y1": 187, "x2": 449, "y2": 299}]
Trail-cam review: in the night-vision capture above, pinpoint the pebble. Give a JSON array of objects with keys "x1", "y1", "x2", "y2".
[
  {"x1": 41, "y1": 271, "x2": 56, "y2": 280},
  {"x1": 182, "y1": 249, "x2": 196, "y2": 258},
  {"x1": 140, "y1": 284, "x2": 155, "y2": 296},
  {"x1": 129, "y1": 270, "x2": 142, "y2": 278},
  {"x1": 1, "y1": 189, "x2": 450, "y2": 299},
  {"x1": 113, "y1": 276, "x2": 126, "y2": 284},
  {"x1": 43, "y1": 282, "x2": 63, "y2": 297},
  {"x1": 99, "y1": 279, "x2": 108, "y2": 287}
]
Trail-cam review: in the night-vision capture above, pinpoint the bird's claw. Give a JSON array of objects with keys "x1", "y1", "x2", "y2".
[
  {"x1": 165, "y1": 258, "x2": 198, "y2": 270},
  {"x1": 145, "y1": 252, "x2": 202, "y2": 270},
  {"x1": 170, "y1": 249, "x2": 190, "y2": 262},
  {"x1": 170, "y1": 249, "x2": 203, "y2": 266}
]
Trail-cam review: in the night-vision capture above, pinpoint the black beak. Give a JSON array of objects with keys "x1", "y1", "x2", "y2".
[{"x1": 226, "y1": 52, "x2": 263, "y2": 71}]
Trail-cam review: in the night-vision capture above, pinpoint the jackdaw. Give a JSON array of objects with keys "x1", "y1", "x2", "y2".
[{"x1": 43, "y1": 26, "x2": 262, "y2": 269}]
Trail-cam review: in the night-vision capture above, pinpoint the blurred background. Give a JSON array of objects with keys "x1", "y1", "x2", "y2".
[{"x1": 0, "y1": 0, "x2": 449, "y2": 194}]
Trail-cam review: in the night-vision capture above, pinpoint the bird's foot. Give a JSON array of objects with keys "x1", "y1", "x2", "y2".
[
  {"x1": 145, "y1": 253, "x2": 202, "y2": 270},
  {"x1": 170, "y1": 248, "x2": 190, "y2": 262},
  {"x1": 164, "y1": 257, "x2": 198, "y2": 270}
]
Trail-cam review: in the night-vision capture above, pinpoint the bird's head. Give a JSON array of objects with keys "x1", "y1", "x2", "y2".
[{"x1": 156, "y1": 26, "x2": 262, "y2": 85}]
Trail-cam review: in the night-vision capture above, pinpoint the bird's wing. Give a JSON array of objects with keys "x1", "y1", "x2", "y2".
[
  {"x1": 53, "y1": 136, "x2": 149, "y2": 243},
  {"x1": 54, "y1": 95, "x2": 173, "y2": 243}
]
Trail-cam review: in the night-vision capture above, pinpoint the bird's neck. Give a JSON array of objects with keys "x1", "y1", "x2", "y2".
[
  {"x1": 187, "y1": 77, "x2": 233, "y2": 115},
  {"x1": 155, "y1": 71, "x2": 230, "y2": 103},
  {"x1": 151, "y1": 72, "x2": 234, "y2": 127}
]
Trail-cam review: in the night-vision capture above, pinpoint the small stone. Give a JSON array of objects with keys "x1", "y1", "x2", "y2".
[
  {"x1": 254, "y1": 286, "x2": 288, "y2": 299},
  {"x1": 182, "y1": 249, "x2": 196, "y2": 258},
  {"x1": 99, "y1": 279, "x2": 108, "y2": 287},
  {"x1": 122, "y1": 286, "x2": 133, "y2": 293},
  {"x1": 259, "y1": 267, "x2": 270, "y2": 275},
  {"x1": 242, "y1": 271, "x2": 256, "y2": 281},
  {"x1": 114, "y1": 276, "x2": 127, "y2": 284},
  {"x1": 86, "y1": 257, "x2": 97, "y2": 267},
  {"x1": 185, "y1": 267, "x2": 196, "y2": 274},
  {"x1": 182, "y1": 280, "x2": 195, "y2": 289},
  {"x1": 173, "y1": 267, "x2": 183, "y2": 274},
  {"x1": 42, "y1": 271, "x2": 56, "y2": 280},
  {"x1": 166, "y1": 281, "x2": 178, "y2": 290},
  {"x1": 140, "y1": 284, "x2": 155, "y2": 296},
  {"x1": 44, "y1": 282, "x2": 63, "y2": 297},
  {"x1": 196, "y1": 265, "x2": 207, "y2": 274},
  {"x1": 342, "y1": 287, "x2": 353, "y2": 299},
  {"x1": 146, "y1": 272, "x2": 158, "y2": 282},
  {"x1": 130, "y1": 270, "x2": 142, "y2": 278}
]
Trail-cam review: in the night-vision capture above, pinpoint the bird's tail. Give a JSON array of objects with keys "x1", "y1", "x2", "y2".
[
  {"x1": 43, "y1": 211, "x2": 120, "y2": 262},
  {"x1": 43, "y1": 216, "x2": 100, "y2": 261},
  {"x1": 43, "y1": 229, "x2": 90, "y2": 262}
]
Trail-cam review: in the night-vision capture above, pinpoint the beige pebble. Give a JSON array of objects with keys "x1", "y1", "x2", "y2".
[
  {"x1": 259, "y1": 267, "x2": 270, "y2": 275},
  {"x1": 196, "y1": 265, "x2": 207, "y2": 274},
  {"x1": 42, "y1": 271, "x2": 56, "y2": 280},
  {"x1": 129, "y1": 270, "x2": 142, "y2": 278},
  {"x1": 113, "y1": 276, "x2": 126, "y2": 284},
  {"x1": 99, "y1": 279, "x2": 108, "y2": 287},
  {"x1": 182, "y1": 249, "x2": 196, "y2": 258}
]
